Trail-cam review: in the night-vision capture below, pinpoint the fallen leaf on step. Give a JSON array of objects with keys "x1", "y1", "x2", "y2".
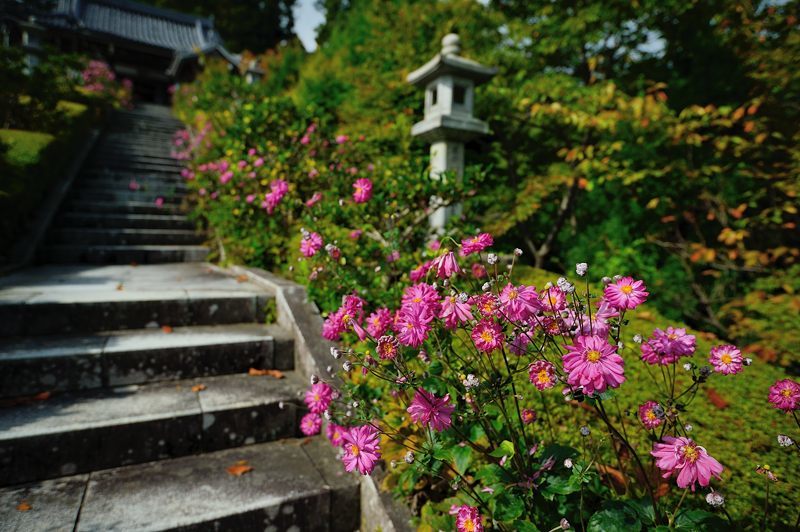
[
  {"x1": 33, "y1": 391, "x2": 50, "y2": 401},
  {"x1": 191, "y1": 384, "x2": 206, "y2": 392},
  {"x1": 116, "y1": 283, "x2": 124, "y2": 291},
  {"x1": 235, "y1": 274, "x2": 249, "y2": 283},
  {"x1": 248, "y1": 368, "x2": 285, "y2": 379},
  {"x1": 161, "y1": 325, "x2": 173, "y2": 334},
  {"x1": 0, "y1": 391, "x2": 52, "y2": 408},
  {"x1": 130, "y1": 261, "x2": 139, "y2": 267},
  {"x1": 16, "y1": 501, "x2": 31, "y2": 512},
  {"x1": 226, "y1": 461, "x2": 253, "y2": 476}
]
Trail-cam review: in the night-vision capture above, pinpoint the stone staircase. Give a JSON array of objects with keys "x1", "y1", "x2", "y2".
[
  {"x1": 40, "y1": 104, "x2": 208, "y2": 265},
  {"x1": 0, "y1": 105, "x2": 359, "y2": 531}
]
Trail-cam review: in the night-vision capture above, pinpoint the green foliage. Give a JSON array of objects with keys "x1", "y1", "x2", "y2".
[
  {"x1": 0, "y1": 47, "x2": 83, "y2": 131},
  {"x1": 0, "y1": 100, "x2": 102, "y2": 262}
]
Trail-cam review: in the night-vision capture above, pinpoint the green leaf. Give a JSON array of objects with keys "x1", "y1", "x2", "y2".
[
  {"x1": 492, "y1": 492, "x2": 525, "y2": 522},
  {"x1": 513, "y1": 520, "x2": 541, "y2": 532},
  {"x1": 587, "y1": 504, "x2": 642, "y2": 532},
  {"x1": 622, "y1": 498, "x2": 656, "y2": 525},
  {"x1": 452, "y1": 444, "x2": 473, "y2": 475},
  {"x1": 489, "y1": 440, "x2": 516, "y2": 458},
  {"x1": 540, "y1": 474, "x2": 581, "y2": 500},
  {"x1": 673, "y1": 509, "x2": 727, "y2": 531}
]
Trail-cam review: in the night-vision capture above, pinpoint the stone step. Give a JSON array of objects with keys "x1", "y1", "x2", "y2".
[
  {"x1": 49, "y1": 228, "x2": 203, "y2": 246},
  {"x1": 0, "y1": 288, "x2": 269, "y2": 337},
  {"x1": 57, "y1": 212, "x2": 194, "y2": 230},
  {"x1": 77, "y1": 172, "x2": 184, "y2": 184},
  {"x1": 0, "y1": 323, "x2": 294, "y2": 397},
  {"x1": 85, "y1": 161, "x2": 184, "y2": 174},
  {"x1": 67, "y1": 189, "x2": 185, "y2": 205},
  {"x1": 0, "y1": 437, "x2": 359, "y2": 531},
  {"x1": 0, "y1": 372, "x2": 305, "y2": 486},
  {"x1": 97, "y1": 139, "x2": 175, "y2": 150},
  {"x1": 89, "y1": 154, "x2": 182, "y2": 167},
  {"x1": 41, "y1": 244, "x2": 209, "y2": 265},
  {"x1": 63, "y1": 200, "x2": 182, "y2": 215},
  {"x1": 76, "y1": 177, "x2": 187, "y2": 192},
  {"x1": 80, "y1": 169, "x2": 184, "y2": 181}
]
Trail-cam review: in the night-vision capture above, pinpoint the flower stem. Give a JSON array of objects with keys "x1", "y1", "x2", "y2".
[{"x1": 667, "y1": 488, "x2": 688, "y2": 527}]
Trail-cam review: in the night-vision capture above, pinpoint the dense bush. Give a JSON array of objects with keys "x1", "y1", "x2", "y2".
[{"x1": 172, "y1": 62, "x2": 477, "y2": 308}]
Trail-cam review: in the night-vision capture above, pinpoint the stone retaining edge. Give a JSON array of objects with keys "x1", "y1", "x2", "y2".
[{"x1": 222, "y1": 264, "x2": 414, "y2": 532}]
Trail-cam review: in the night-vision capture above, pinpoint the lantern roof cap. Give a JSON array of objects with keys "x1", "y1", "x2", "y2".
[{"x1": 407, "y1": 33, "x2": 496, "y2": 87}]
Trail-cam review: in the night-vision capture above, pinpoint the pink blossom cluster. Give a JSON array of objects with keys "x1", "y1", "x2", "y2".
[
  {"x1": 81, "y1": 60, "x2": 115, "y2": 92},
  {"x1": 263, "y1": 179, "x2": 288, "y2": 214},
  {"x1": 322, "y1": 294, "x2": 366, "y2": 341},
  {"x1": 641, "y1": 327, "x2": 696, "y2": 365}
]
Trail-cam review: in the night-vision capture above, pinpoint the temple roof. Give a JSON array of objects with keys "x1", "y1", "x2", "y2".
[{"x1": 39, "y1": 0, "x2": 239, "y2": 69}]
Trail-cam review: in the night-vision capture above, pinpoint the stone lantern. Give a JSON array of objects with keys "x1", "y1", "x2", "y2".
[{"x1": 407, "y1": 33, "x2": 496, "y2": 232}]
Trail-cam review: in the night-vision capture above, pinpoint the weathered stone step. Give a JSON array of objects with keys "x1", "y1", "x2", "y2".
[
  {"x1": 0, "y1": 289, "x2": 268, "y2": 337},
  {"x1": 77, "y1": 171, "x2": 184, "y2": 184},
  {"x1": 41, "y1": 244, "x2": 209, "y2": 265},
  {"x1": 0, "y1": 437, "x2": 359, "y2": 531},
  {"x1": 68, "y1": 189, "x2": 184, "y2": 205},
  {"x1": 49, "y1": 228, "x2": 203, "y2": 246},
  {"x1": 89, "y1": 154, "x2": 183, "y2": 167},
  {"x1": 63, "y1": 200, "x2": 182, "y2": 215},
  {"x1": 57, "y1": 212, "x2": 194, "y2": 230},
  {"x1": 76, "y1": 177, "x2": 187, "y2": 192},
  {"x1": 85, "y1": 161, "x2": 185, "y2": 173},
  {"x1": 0, "y1": 323, "x2": 294, "y2": 397},
  {"x1": 80, "y1": 169, "x2": 184, "y2": 181},
  {"x1": 0, "y1": 372, "x2": 305, "y2": 486}
]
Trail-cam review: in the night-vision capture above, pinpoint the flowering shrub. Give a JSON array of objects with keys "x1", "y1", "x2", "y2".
[
  {"x1": 299, "y1": 245, "x2": 800, "y2": 530},
  {"x1": 173, "y1": 59, "x2": 799, "y2": 530},
  {"x1": 171, "y1": 63, "x2": 474, "y2": 310},
  {"x1": 79, "y1": 60, "x2": 132, "y2": 108}
]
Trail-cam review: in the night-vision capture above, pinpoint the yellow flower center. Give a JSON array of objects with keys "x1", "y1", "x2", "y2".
[
  {"x1": 621, "y1": 285, "x2": 633, "y2": 294},
  {"x1": 405, "y1": 323, "x2": 414, "y2": 330},
  {"x1": 645, "y1": 410, "x2": 657, "y2": 421},
  {"x1": 586, "y1": 349, "x2": 602, "y2": 363},
  {"x1": 548, "y1": 295, "x2": 558, "y2": 306},
  {"x1": 782, "y1": 388, "x2": 792, "y2": 397},
  {"x1": 480, "y1": 330, "x2": 494, "y2": 343},
  {"x1": 349, "y1": 444, "x2": 360, "y2": 457},
  {"x1": 412, "y1": 297, "x2": 422, "y2": 303},
  {"x1": 508, "y1": 289, "x2": 518, "y2": 300},
  {"x1": 681, "y1": 445, "x2": 699, "y2": 463},
  {"x1": 313, "y1": 393, "x2": 320, "y2": 402},
  {"x1": 463, "y1": 519, "x2": 476, "y2": 532},
  {"x1": 668, "y1": 334, "x2": 677, "y2": 340},
  {"x1": 720, "y1": 353, "x2": 732, "y2": 364},
  {"x1": 537, "y1": 370, "x2": 551, "y2": 384}
]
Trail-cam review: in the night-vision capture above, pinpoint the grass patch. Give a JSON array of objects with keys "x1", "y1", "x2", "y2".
[{"x1": 0, "y1": 130, "x2": 55, "y2": 168}]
